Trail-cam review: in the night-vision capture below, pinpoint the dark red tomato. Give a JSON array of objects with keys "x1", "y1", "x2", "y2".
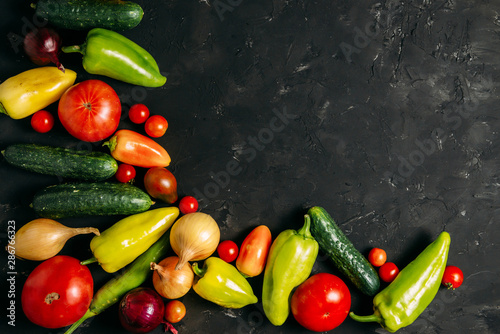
[
  {"x1": 379, "y1": 262, "x2": 399, "y2": 283},
  {"x1": 145, "y1": 115, "x2": 168, "y2": 138},
  {"x1": 291, "y1": 273, "x2": 351, "y2": 332},
  {"x1": 178, "y1": 196, "x2": 198, "y2": 214},
  {"x1": 217, "y1": 240, "x2": 239, "y2": 263},
  {"x1": 368, "y1": 247, "x2": 387, "y2": 267},
  {"x1": 58, "y1": 80, "x2": 121, "y2": 142},
  {"x1": 442, "y1": 265, "x2": 464, "y2": 289},
  {"x1": 164, "y1": 300, "x2": 186, "y2": 323},
  {"x1": 144, "y1": 167, "x2": 178, "y2": 203},
  {"x1": 31, "y1": 110, "x2": 54, "y2": 133},
  {"x1": 128, "y1": 104, "x2": 150, "y2": 124},
  {"x1": 115, "y1": 164, "x2": 136, "y2": 183},
  {"x1": 21, "y1": 255, "x2": 93, "y2": 328}
]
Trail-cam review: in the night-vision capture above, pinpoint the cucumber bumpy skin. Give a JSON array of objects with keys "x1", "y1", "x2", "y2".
[
  {"x1": 32, "y1": 182, "x2": 153, "y2": 219},
  {"x1": 308, "y1": 206, "x2": 380, "y2": 296}
]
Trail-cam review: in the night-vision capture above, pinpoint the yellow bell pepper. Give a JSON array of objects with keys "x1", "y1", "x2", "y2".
[
  {"x1": 82, "y1": 207, "x2": 179, "y2": 273},
  {"x1": 0, "y1": 66, "x2": 76, "y2": 119}
]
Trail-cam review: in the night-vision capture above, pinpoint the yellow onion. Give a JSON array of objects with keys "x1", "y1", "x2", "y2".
[
  {"x1": 170, "y1": 212, "x2": 220, "y2": 270},
  {"x1": 13, "y1": 218, "x2": 99, "y2": 261},
  {"x1": 150, "y1": 256, "x2": 194, "y2": 299}
]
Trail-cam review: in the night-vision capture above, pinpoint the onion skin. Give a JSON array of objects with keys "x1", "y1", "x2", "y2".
[
  {"x1": 170, "y1": 212, "x2": 220, "y2": 270},
  {"x1": 119, "y1": 287, "x2": 165, "y2": 333},
  {"x1": 12, "y1": 218, "x2": 99, "y2": 261},
  {"x1": 151, "y1": 256, "x2": 194, "y2": 299},
  {"x1": 23, "y1": 28, "x2": 65, "y2": 72}
]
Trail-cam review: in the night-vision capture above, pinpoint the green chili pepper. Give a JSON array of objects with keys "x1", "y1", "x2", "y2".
[
  {"x1": 262, "y1": 214, "x2": 319, "y2": 326},
  {"x1": 192, "y1": 257, "x2": 258, "y2": 308},
  {"x1": 82, "y1": 207, "x2": 179, "y2": 273},
  {"x1": 64, "y1": 229, "x2": 172, "y2": 334},
  {"x1": 349, "y1": 231, "x2": 451, "y2": 332},
  {"x1": 62, "y1": 28, "x2": 167, "y2": 87}
]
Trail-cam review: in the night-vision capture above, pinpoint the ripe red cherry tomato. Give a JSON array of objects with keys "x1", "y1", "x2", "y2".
[
  {"x1": 21, "y1": 255, "x2": 93, "y2": 328},
  {"x1": 164, "y1": 300, "x2": 186, "y2": 323},
  {"x1": 145, "y1": 115, "x2": 168, "y2": 138},
  {"x1": 441, "y1": 265, "x2": 464, "y2": 289},
  {"x1": 291, "y1": 273, "x2": 351, "y2": 332},
  {"x1": 178, "y1": 196, "x2": 198, "y2": 214},
  {"x1": 115, "y1": 164, "x2": 136, "y2": 183},
  {"x1": 379, "y1": 262, "x2": 399, "y2": 283},
  {"x1": 31, "y1": 110, "x2": 54, "y2": 133},
  {"x1": 368, "y1": 247, "x2": 387, "y2": 267},
  {"x1": 217, "y1": 240, "x2": 239, "y2": 263},
  {"x1": 128, "y1": 104, "x2": 150, "y2": 124}
]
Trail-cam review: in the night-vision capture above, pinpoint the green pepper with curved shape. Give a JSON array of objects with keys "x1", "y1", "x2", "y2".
[
  {"x1": 349, "y1": 231, "x2": 451, "y2": 332},
  {"x1": 262, "y1": 214, "x2": 319, "y2": 326},
  {"x1": 192, "y1": 257, "x2": 258, "y2": 308},
  {"x1": 62, "y1": 28, "x2": 166, "y2": 87},
  {"x1": 82, "y1": 207, "x2": 179, "y2": 273}
]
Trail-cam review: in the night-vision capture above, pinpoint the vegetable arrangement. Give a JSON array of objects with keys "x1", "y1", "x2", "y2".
[{"x1": 2, "y1": 3, "x2": 464, "y2": 334}]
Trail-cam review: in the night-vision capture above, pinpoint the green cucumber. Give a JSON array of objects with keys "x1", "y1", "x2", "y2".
[
  {"x1": 3, "y1": 144, "x2": 118, "y2": 181},
  {"x1": 308, "y1": 206, "x2": 380, "y2": 296},
  {"x1": 32, "y1": 0, "x2": 144, "y2": 31},
  {"x1": 32, "y1": 182, "x2": 152, "y2": 218}
]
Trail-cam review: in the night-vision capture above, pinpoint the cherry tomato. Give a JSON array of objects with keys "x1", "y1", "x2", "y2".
[
  {"x1": 58, "y1": 80, "x2": 121, "y2": 142},
  {"x1": 21, "y1": 255, "x2": 93, "y2": 328},
  {"x1": 145, "y1": 115, "x2": 168, "y2": 138},
  {"x1": 178, "y1": 196, "x2": 198, "y2": 214},
  {"x1": 115, "y1": 164, "x2": 136, "y2": 183},
  {"x1": 128, "y1": 104, "x2": 150, "y2": 124},
  {"x1": 144, "y1": 167, "x2": 178, "y2": 203},
  {"x1": 236, "y1": 225, "x2": 272, "y2": 277},
  {"x1": 441, "y1": 265, "x2": 464, "y2": 289},
  {"x1": 31, "y1": 110, "x2": 54, "y2": 133},
  {"x1": 217, "y1": 240, "x2": 239, "y2": 263},
  {"x1": 368, "y1": 247, "x2": 387, "y2": 267},
  {"x1": 164, "y1": 300, "x2": 186, "y2": 323},
  {"x1": 291, "y1": 273, "x2": 351, "y2": 332},
  {"x1": 379, "y1": 262, "x2": 399, "y2": 283}
]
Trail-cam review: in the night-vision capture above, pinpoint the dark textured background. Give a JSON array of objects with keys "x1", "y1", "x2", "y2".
[{"x1": 1, "y1": 0, "x2": 499, "y2": 333}]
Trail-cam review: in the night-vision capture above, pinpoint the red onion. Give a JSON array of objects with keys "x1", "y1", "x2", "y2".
[
  {"x1": 118, "y1": 287, "x2": 165, "y2": 333},
  {"x1": 23, "y1": 27, "x2": 65, "y2": 72}
]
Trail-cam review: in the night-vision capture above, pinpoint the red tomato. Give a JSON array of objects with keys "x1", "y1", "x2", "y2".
[
  {"x1": 145, "y1": 115, "x2": 168, "y2": 138},
  {"x1": 441, "y1": 265, "x2": 464, "y2": 289},
  {"x1": 379, "y1": 262, "x2": 399, "y2": 283},
  {"x1": 58, "y1": 80, "x2": 121, "y2": 142},
  {"x1": 115, "y1": 164, "x2": 136, "y2": 183},
  {"x1": 178, "y1": 196, "x2": 199, "y2": 214},
  {"x1": 31, "y1": 110, "x2": 54, "y2": 133},
  {"x1": 236, "y1": 225, "x2": 272, "y2": 277},
  {"x1": 144, "y1": 167, "x2": 178, "y2": 203},
  {"x1": 217, "y1": 240, "x2": 239, "y2": 263},
  {"x1": 105, "y1": 129, "x2": 171, "y2": 168},
  {"x1": 368, "y1": 247, "x2": 387, "y2": 267},
  {"x1": 21, "y1": 255, "x2": 93, "y2": 328},
  {"x1": 164, "y1": 300, "x2": 186, "y2": 323},
  {"x1": 128, "y1": 104, "x2": 150, "y2": 124},
  {"x1": 291, "y1": 273, "x2": 351, "y2": 332}
]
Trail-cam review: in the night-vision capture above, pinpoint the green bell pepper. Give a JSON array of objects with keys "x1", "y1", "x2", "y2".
[
  {"x1": 62, "y1": 28, "x2": 167, "y2": 87},
  {"x1": 350, "y1": 231, "x2": 451, "y2": 332},
  {"x1": 262, "y1": 214, "x2": 319, "y2": 326},
  {"x1": 82, "y1": 207, "x2": 179, "y2": 273},
  {"x1": 192, "y1": 257, "x2": 258, "y2": 308}
]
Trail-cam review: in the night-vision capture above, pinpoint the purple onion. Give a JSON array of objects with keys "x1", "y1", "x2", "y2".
[
  {"x1": 119, "y1": 287, "x2": 165, "y2": 333},
  {"x1": 23, "y1": 27, "x2": 65, "y2": 72}
]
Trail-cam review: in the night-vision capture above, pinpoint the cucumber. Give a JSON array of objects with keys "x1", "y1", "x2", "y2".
[
  {"x1": 32, "y1": 182, "x2": 153, "y2": 218},
  {"x1": 32, "y1": 0, "x2": 144, "y2": 31},
  {"x1": 308, "y1": 206, "x2": 380, "y2": 296},
  {"x1": 3, "y1": 144, "x2": 118, "y2": 181}
]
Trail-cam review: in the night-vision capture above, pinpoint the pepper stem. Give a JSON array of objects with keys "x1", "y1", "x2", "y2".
[
  {"x1": 80, "y1": 257, "x2": 98, "y2": 266},
  {"x1": 191, "y1": 262, "x2": 206, "y2": 277},
  {"x1": 102, "y1": 136, "x2": 117, "y2": 153},
  {"x1": 0, "y1": 102, "x2": 8, "y2": 117},
  {"x1": 64, "y1": 309, "x2": 97, "y2": 334},
  {"x1": 298, "y1": 214, "x2": 313, "y2": 238},
  {"x1": 349, "y1": 312, "x2": 383, "y2": 324},
  {"x1": 61, "y1": 43, "x2": 86, "y2": 55}
]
